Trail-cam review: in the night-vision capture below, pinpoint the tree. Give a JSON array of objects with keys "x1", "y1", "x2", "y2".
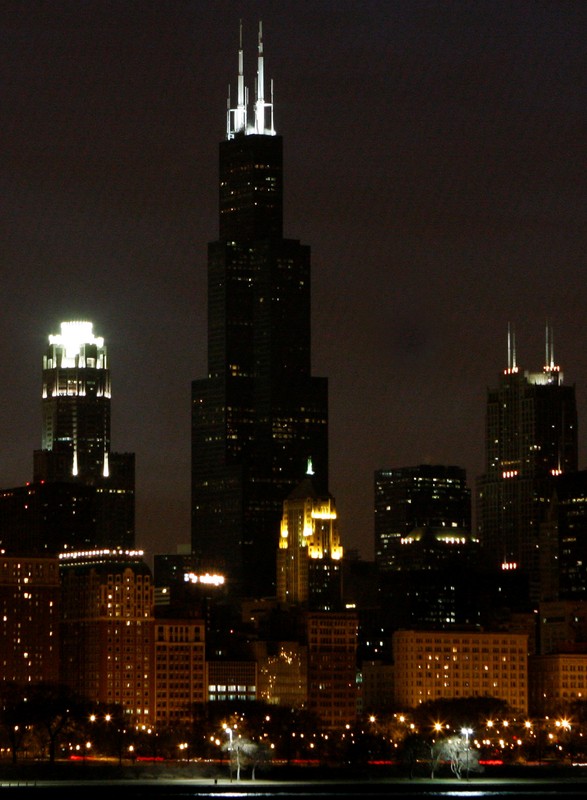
[
  {"x1": 27, "y1": 683, "x2": 85, "y2": 764},
  {"x1": 0, "y1": 683, "x2": 33, "y2": 764},
  {"x1": 437, "y1": 734, "x2": 483, "y2": 780}
]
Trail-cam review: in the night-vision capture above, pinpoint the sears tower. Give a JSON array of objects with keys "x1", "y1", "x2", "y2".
[{"x1": 191, "y1": 23, "x2": 329, "y2": 596}]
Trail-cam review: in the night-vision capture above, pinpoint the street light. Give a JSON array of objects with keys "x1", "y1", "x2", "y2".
[
  {"x1": 222, "y1": 724, "x2": 234, "y2": 781},
  {"x1": 461, "y1": 727, "x2": 473, "y2": 780}
]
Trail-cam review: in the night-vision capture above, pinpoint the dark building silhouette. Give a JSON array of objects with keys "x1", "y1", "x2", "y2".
[
  {"x1": 374, "y1": 464, "x2": 471, "y2": 571},
  {"x1": 477, "y1": 325, "x2": 578, "y2": 603},
  {"x1": 0, "y1": 481, "x2": 95, "y2": 555},
  {"x1": 539, "y1": 471, "x2": 587, "y2": 602},
  {"x1": 191, "y1": 24, "x2": 328, "y2": 597}
]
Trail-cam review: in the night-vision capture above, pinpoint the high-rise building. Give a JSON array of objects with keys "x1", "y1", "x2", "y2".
[
  {"x1": 276, "y1": 475, "x2": 343, "y2": 610},
  {"x1": 374, "y1": 464, "x2": 471, "y2": 571},
  {"x1": 33, "y1": 320, "x2": 135, "y2": 550},
  {"x1": 539, "y1": 471, "x2": 587, "y2": 602},
  {"x1": 191, "y1": 23, "x2": 328, "y2": 597},
  {"x1": 59, "y1": 548, "x2": 154, "y2": 720},
  {"x1": 393, "y1": 628, "x2": 529, "y2": 713},
  {"x1": 0, "y1": 555, "x2": 60, "y2": 685},
  {"x1": 477, "y1": 325, "x2": 578, "y2": 603}
]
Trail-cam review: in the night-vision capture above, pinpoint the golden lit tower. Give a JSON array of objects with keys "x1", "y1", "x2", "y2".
[{"x1": 276, "y1": 471, "x2": 343, "y2": 609}]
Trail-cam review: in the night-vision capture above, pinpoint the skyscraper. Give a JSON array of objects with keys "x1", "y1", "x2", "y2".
[
  {"x1": 477, "y1": 325, "x2": 578, "y2": 603},
  {"x1": 33, "y1": 320, "x2": 135, "y2": 550},
  {"x1": 191, "y1": 23, "x2": 328, "y2": 597},
  {"x1": 276, "y1": 475, "x2": 343, "y2": 610},
  {"x1": 374, "y1": 464, "x2": 471, "y2": 571}
]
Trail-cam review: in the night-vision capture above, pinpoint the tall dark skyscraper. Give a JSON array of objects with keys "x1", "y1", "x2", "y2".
[
  {"x1": 477, "y1": 325, "x2": 578, "y2": 603},
  {"x1": 191, "y1": 23, "x2": 329, "y2": 597}
]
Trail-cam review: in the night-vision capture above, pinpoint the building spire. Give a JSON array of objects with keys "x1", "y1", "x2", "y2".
[
  {"x1": 227, "y1": 20, "x2": 275, "y2": 140},
  {"x1": 506, "y1": 322, "x2": 517, "y2": 373},
  {"x1": 545, "y1": 319, "x2": 554, "y2": 369}
]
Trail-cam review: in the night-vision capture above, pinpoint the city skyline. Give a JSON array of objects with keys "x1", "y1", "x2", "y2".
[{"x1": 1, "y1": 2, "x2": 587, "y2": 562}]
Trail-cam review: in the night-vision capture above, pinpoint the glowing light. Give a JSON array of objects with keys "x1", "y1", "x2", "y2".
[{"x1": 183, "y1": 572, "x2": 225, "y2": 586}]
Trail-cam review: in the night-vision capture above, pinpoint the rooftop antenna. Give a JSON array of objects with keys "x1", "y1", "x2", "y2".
[
  {"x1": 507, "y1": 322, "x2": 517, "y2": 373},
  {"x1": 546, "y1": 319, "x2": 555, "y2": 370},
  {"x1": 254, "y1": 21, "x2": 275, "y2": 135},
  {"x1": 227, "y1": 20, "x2": 247, "y2": 138}
]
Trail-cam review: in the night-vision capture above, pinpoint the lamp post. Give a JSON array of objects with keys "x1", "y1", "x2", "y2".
[
  {"x1": 223, "y1": 724, "x2": 234, "y2": 781},
  {"x1": 461, "y1": 727, "x2": 473, "y2": 780}
]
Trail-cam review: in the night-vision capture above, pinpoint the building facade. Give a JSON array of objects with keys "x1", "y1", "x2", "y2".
[
  {"x1": 0, "y1": 555, "x2": 60, "y2": 684},
  {"x1": 0, "y1": 321, "x2": 135, "y2": 556},
  {"x1": 529, "y1": 652, "x2": 587, "y2": 715},
  {"x1": 276, "y1": 476, "x2": 343, "y2": 609},
  {"x1": 59, "y1": 549, "x2": 154, "y2": 722},
  {"x1": 374, "y1": 465, "x2": 471, "y2": 571},
  {"x1": 154, "y1": 618, "x2": 206, "y2": 726},
  {"x1": 392, "y1": 628, "x2": 529, "y2": 714},
  {"x1": 191, "y1": 23, "x2": 328, "y2": 597},
  {"x1": 306, "y1": 611, "x2": 359, "y2": 730}
]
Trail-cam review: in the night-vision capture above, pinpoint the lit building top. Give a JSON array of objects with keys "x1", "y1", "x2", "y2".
[
  {"x1": 47, "y1": 320, "x2": 106, "y2": 370},
  {"x1": 226, "y1": 20, "x2": 275, "y2": 139}
]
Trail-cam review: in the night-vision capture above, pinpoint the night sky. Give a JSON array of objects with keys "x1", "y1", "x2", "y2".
[{"x1": 2, "y1": 1, "x2": 587, "y2": 563}]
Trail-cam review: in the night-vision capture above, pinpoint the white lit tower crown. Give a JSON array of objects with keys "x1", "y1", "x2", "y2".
[{"x1": 35, "y1": 321, "x2": 111, "y2": 481}]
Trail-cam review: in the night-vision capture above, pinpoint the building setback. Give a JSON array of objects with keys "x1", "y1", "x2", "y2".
[{"x1": 191, "y1": 23, "x2": 328, "y2": 597}]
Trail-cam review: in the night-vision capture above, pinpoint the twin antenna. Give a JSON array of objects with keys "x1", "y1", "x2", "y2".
[
  {"x1": 227, "y1": 21, "x2": 276, "y2": 139},
  {"x1": 506, "y1": 320, "x2": 559, "y2": 375}
]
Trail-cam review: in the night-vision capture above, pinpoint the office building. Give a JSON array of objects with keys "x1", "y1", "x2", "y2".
[
  {"x1": 0, "y1": 555, "x2": 60, "y2": 684},
  {"x1": 276, "y1": 474, "x2": 343, "y2": 610},
  {"x1": 59, "y1": 549, "x2": 154, "y2": 721},
  {"x1": 154, "y1": 618, "x2": 206, "y2": 726},
  {"x1": 0, "y1": 481, "x2": 96, "y2": 556},
  {"x1": 34, "y1": 320, "x2": 135, "y2": 550},
  {"x1": 393, "y1": 628, "x2": 529, "y2": 713},
  {"x1": 539, "y1": 471, "x2": 587, "y2": 601},
  {"x1": 306, "y1": 610, "x2": 359, "y2": 730},
  {"x1": 374, "y1": 465, "x2": 470, "y2": 571},
  {"x1": 529, "y1": 652, "x2": 587, "y2": 715},
  {"x1": 477, "y1": 326, "x2": 578, "y2": 603},
  {"x1": 0, "y1": 321, "x2": 135, "y2": 555},
  {"x1": 191, "y1": 23, "x2": 328, "y2": 597}
]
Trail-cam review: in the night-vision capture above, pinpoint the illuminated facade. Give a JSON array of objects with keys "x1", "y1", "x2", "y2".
[
  {"x1": 59, "y1": 549, "x2": 154, "y2": 721},
  {"x1": 306, "y1": 611, "x2": 359, "y2": 730},
  {"x1": 393, "y1": 628, "x2": 529, "y2": 714},
  {"x1": 33, "y1": 320, "x2": 135, "y2": 550},
  {"x1": 477, "y1": 325, "x2": 577, "y2": 603},
  {"x1": 529, "y1": 652, "x2": 587, "y2": 715},
  {"x1": 191, "y1": 23, "x2": 328, "y2": 596},
  {"x1": 276, "y1": 476, "x2": 343, "y2": 609},
  {"x1": 154, "y1": 618, "x2": 206, "y2": 725},
  {"x1": 0, "y1": 555, "x2": 60, "y2": 684}
]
